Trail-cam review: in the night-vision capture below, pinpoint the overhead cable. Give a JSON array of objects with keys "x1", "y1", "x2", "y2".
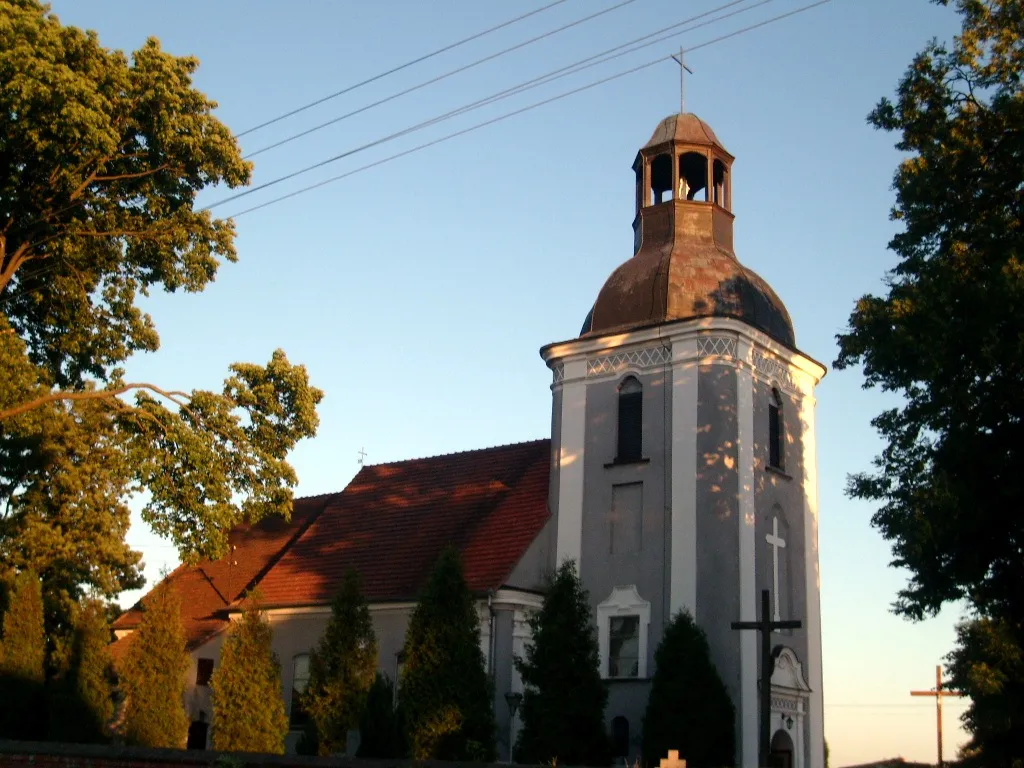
[
  {"x1": 235, "y1": 0, "x2": 573, "y2": 138},
  {"x1": 223, "y1": 0, "x2": 833, "y2": 219}
]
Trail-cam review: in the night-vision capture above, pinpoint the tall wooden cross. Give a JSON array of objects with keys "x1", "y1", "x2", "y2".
[
  {"x1": 910, "y1": 665, "x2": 964, "y2": 768},
  {"x1": 732, "y1": 589, "x2": 802, "y2": 768},
  {"x1": 670, "y1": 47, "x2": 693, "y2": 113}
]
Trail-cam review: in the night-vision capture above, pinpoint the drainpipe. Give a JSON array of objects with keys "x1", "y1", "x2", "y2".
[{"x1": 487, "y1": 589, "x2": 497, "y2": 678}]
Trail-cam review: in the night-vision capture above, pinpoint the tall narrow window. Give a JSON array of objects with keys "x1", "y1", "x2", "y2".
[
  {"x1": 617, "y1": 376, "x2": 643, "y2": 462},
  {"x1": 608, "y1": 615, "x2": 640, "y2": 678},
  {"x1": 768, "y1": 388, "x2": 784, "y2": 470},
  {"x1": 195, "y1": 657, "x2": 214, "y2": 687},
  {"x1": 290, "y1": 653, "x2": 310, "y2": 728}
]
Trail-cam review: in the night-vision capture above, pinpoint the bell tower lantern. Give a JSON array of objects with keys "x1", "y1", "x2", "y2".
[{"x1": 632, "y1": 113, "x2": 735, "y2": 256}]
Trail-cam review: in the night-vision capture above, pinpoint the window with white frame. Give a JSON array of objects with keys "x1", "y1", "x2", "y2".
[
  {"x1": 290, "y1": 653, "x2": 310, "y2": 728},
  {"x1": 597, "y1": 586, "x2": 650, "y2": 679}
]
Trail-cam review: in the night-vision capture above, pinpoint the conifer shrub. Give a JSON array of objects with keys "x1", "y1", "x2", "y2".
[
  {"x1": 357, "y1": 671, "x2": 405, "y2": 758},
  {"x1": 303, "y1": 569, "x2": 378, "y2": 755},
  {"x1": 210, "y1": 592, "x2": 289, "y2": 754},
  {"x1": 514, "y1": 560, "x2": 610, "y2": 766},
  {"x1": 399, "y1": 547, "x2": 496, "y2": 761},
  {"x1": 119, "y1": 579, "x2": 189, "y2": 748},
  {"x1": 49, "y1": 599, "x2": 115, "y2": 743},
  {"x1": 0, "y1": 569, "x2": 47, "y2": 739},
  {"x1": 642, "y1": 610, "x2": 735, "y2": 768}
]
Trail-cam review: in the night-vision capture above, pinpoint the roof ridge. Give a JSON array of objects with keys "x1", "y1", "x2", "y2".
[{"x1": 361, "y1": 437, "x2": 549, "y2": 468}]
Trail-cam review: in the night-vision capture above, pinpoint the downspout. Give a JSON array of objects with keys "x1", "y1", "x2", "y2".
[{"x1": 487, "y1": 589, "x2": 497, "y2": 678}]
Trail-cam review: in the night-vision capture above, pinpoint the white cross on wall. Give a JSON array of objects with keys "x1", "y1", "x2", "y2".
[{"x1": 765, "y1": 516, "x2": 787, "y2": 622}]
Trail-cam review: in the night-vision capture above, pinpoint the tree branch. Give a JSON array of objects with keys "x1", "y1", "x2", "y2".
[{"x1": 0, "y1": 383, "x2": 190, "y2": 421}]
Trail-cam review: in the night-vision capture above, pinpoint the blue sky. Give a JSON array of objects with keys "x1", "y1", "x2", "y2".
[{"x1": 48, "y1": 0, "x2": 967, "y2": 764}]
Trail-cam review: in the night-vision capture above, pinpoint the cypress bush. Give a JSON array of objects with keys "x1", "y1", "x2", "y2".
[
  {"x1": 0, "y1": 569, "x2": 47, "y2": 739},
  {"x1": 514, "y1": 560, "x2": 609, "y2": 766},
  {"x1": 357, "y1": 671, "x2": 405, "y2": 758},
  {"x1": 210, "y1": 592, "x2": 289, "y2": 753},
  {"x1": 50, "y1": 599, "x2": 115, "y2": 743},
  {"x1": 303, "y1": 569, "x2": 378, "y2": 755},
  {"x1": 642, "y1": 610, "x2": 735, "y2": 767},
  {"x1": 119, "y1": 579, "x2": 189, "y2": 748},
  {"x1": 400, "y1": 547, "x2": 495, "y2": 761}
]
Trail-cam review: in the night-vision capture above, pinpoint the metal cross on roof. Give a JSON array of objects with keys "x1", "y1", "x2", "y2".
[{"x1": 670, "y1": 47, "x2": 693, "y2": 114}]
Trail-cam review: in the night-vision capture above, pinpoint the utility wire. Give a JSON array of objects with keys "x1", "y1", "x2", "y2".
[
  {"x1": 244, "y1": 0, "x2": 639, "y2": 158},
  {"x1": 235, "y1": 0, "x2": 573, "y2": 138},
  {"x1": 245, "y1": 0, "x2": 762, "y2": 160},
  {"x1": 224, "y1": 0, "x2": 833, "y2": 220},
  {"x1": 208, "y1": 0, "x2": 780, "y2": 211}
]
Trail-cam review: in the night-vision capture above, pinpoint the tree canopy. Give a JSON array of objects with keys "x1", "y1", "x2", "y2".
[
  {"x1": 0, "y1": 0, "x2": 323, "y2": 630},
  {"x1": 514, "y1": 560, "x2": 609, "y2": 767},
  {"x1": 642, "y1": 611, "x2": 734, "y2": 768},
  {"x1": 303, "y1": 569, "x2": 378, "y2": 756},
  {"x1": 210, "y1": 593, "x2": 289, "y2": 754},
  {"x1": 835, "y1": 1, "x2": 1024, "y2": 762},
  {"x1": 399, "y1": 547, "x2": 496, "y2": 761}
]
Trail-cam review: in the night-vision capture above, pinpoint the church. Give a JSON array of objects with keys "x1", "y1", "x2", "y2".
[{"x1": 112, "y1": 111, "x2": 826, "y2": 768}]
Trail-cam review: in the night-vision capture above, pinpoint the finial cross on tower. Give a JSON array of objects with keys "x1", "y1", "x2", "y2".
[
  {"x1": 357, "y1": 447, "x2": 367, "y2": 466},
  {"x1": 670, "y1": 47, "x2": 693, "y2": 113}
]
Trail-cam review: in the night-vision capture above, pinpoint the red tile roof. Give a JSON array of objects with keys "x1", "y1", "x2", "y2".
[
  {"x1": 255, "y1": 439, "x2": 552, "y2": 607},
  {"x1": 110, "y1": 493, "x2": 335, "y2": 659},
  {"x1": 111, "y1": 440, "x2": 552, "y2": 654}
]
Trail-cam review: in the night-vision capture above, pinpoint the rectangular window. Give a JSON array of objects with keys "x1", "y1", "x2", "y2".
[
  {"x1": 290, "y1": 654, "x2": 310, "y2": 728},
  {"x1": 608, "y1": 615, "x2": 640, "y2": 678},
  {"x1": 609, "y1": 483, "x2": 643, "y2": 555},
  {"x1": 195, "y1": 657, "x2": 214, "y2": 687},
  {"x1": 769, "y1": 401, "x2": 782, "y2": 468}
]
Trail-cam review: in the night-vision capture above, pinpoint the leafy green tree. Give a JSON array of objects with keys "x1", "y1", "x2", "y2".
[
  {"x1": 210, "y1": 593, "x2": 289, "y2": 754},
  {"x1": 0, "y1": 0, "x2": 322, "y2": 596},
  {"x1": 642, "y1": 611, "x2": 734, "y2": 768},
  {"x1": 303, "y1": 569, "x2": 378, "y2": 756},
  {"x1": 119, "y1": 580, "x2": 189, "y2": 748},
  {"x1": 49, "y1": 599, "x2": 115, "y2": 743},
  {"x1": 0, "y1": 569, "x2": 47, "y2": 739},
  {"x1": 835, "y1": 2, "x2": 1024, "y2": 762},
  {"x1": 400, "y1": 547, "x2": 495, "y2": 761},
  {"x1": 357, "y1": 672, "x2": 405, "y2": 758},
  {"x1": 514, "y1": 560, "x2": 609, "y2": 766}
]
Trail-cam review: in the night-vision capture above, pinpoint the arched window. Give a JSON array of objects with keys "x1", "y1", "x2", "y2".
[
  {"x1": 617, "y1": 376, "x2": 643, "y2": 463},
  {"x1": 611, "y1": 716, "x2": 630, "y2": 757},
  {"x1": 650, "y1": 154, "x2": 673, "y2": 204},
  {"x1": 679, "y1": 152, "x2": 708, "y2": 201},
  {"x1": 768, "y1": 388, "x2": 784, "y2": 470},
  {"x1": 290, "y1": 653, "x2": 310, "y2": 728},
  {"x1": 713, "y1": 158, "x2": 729, "y2": 208}
]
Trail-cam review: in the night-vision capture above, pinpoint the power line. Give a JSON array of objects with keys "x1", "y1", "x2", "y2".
[
  {"x1": 243, "y1": 0, "x2": 639, "y2": 158},
  {"x1": 224, "y1": 0, "x2": 833, "y2": 220},
  {"x1": 245, "y1": 0, "x2": 764, "y2": 160},
  {"x1": 207, "y1": 0, "x2": 783, "y2": 212},
  {"x1": 235, "y1": 0, "x2": 573, "y2": 138}
]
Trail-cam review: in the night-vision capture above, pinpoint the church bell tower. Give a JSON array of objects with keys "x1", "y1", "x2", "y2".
[{"x1": 541, "y1": 113, "x2": 826, "y2": 768}]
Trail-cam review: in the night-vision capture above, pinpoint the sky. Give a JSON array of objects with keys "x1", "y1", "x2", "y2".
[{"x1": 45, "y1": 1, "x2": 968, "y2": 765}]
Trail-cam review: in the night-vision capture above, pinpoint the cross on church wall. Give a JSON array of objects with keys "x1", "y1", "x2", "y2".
[{"x1": 766, "y1": 516, "x2": 787, "y2": 622}]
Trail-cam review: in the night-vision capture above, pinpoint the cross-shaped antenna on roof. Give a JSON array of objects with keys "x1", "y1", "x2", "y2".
[
  {"x1": 357, "y1": 447, "x2": 367, "y2": 466},
  {"x1": 670, "y1": 47, "x2": 693, "y2": 114}
]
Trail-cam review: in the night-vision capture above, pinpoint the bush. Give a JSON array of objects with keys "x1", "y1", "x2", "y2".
[
  {"x1": 0, "y1": 569, "x2": 47, "y2": 739},
  {"x1": 357, "y1": 672, "x2": 405, "y2": 758},
  {"x1": 210, "y1": 592, "x2": 289, "y2": 753},
  {"x1": 514, "y1": 560, "x2": 609, "y2": 766},
  {"x1": 50, "y1": 599, "x2": 114, "y2": 743},
  {"x1": 642, "y1": 610, "x2": 735, "y2": 767}
]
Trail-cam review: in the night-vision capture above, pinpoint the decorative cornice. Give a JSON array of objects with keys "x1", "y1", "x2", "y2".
[
  {"x1": 552, "y1": 363, "x2": 564, "y2": 384},
  {"x1": 753, "y1": 348, "x2": 795, "y2": 390},
  {"x1": 587, "y1": 346, "x2": 670, "y2": 377},
  {"x1": 697, "y1": 335, "x2": 737, "y2": 358}
]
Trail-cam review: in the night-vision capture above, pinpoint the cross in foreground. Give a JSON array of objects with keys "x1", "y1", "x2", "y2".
[
  {"x1": 732, "y1": 588, "x2": 802, "y2": 767},
  {"x1": 910, "y1": 664, "x2": 964, "y2": 768}
]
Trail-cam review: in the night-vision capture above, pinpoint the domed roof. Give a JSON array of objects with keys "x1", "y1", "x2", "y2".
[
  {"x1": 642, "y1": 112, "x2": 728, "y2": 152},
  {"x1": 580, "y1": 243, "x2": 795, "y2": 346}
]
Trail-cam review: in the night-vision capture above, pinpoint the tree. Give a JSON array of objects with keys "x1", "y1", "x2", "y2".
[
  {"x1": 357, "y1": 672, "x2": 405, "y2": 758},
  {"x1": 641, "y1": 611, "x2": 735, "y2": 768},
  {"x1": 835, "y1": 2, "x2": 1024, "y2": 762},
  {"x1": 514, "y1": 560, "x2": 609, "y2": 766},
  {"x1": 49, "y1": 599, "x2": 115, "y2": 743},
  {"x1": 119, "y1": 579, "x2": 188, "y2": 748},
  {"x1": 0, "y1": 569, "x2": 46, "y2": 739},
  {"x1": 302, "y1": 569, "x2": 378, "y2": 756},
  {"x1": 210, "y1": 592, "x2": 289, "y2": 754},
  {"x1": 400, "y1": 547, "x2": 496, "y2": 761},
  {"x1": 0, "y1": 0, "x2": 323, "y2": 593}
]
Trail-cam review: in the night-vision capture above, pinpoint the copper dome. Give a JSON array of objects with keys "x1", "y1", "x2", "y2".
[{"x1": 580, "y1": 113, "x2": 795, "y2": 347}]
